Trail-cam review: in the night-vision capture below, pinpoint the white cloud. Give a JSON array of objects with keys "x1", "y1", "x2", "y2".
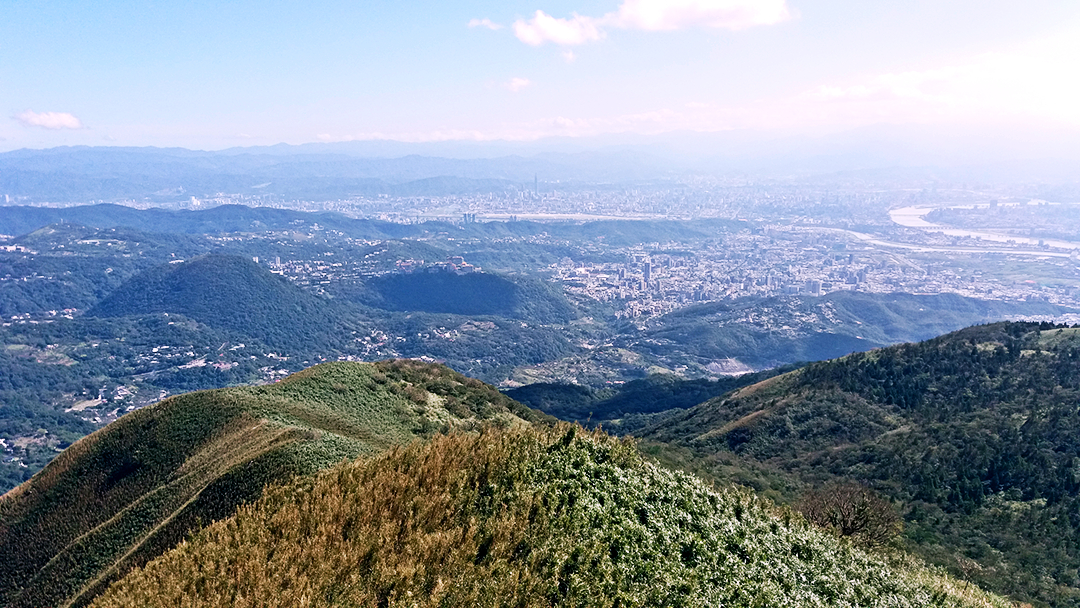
[
  {"x1": 562, "y1": 50, "x2": 577, "y2": 62},
  {"x1": 513, "y1": 0, "x2": 789, "y2": 45},
  {"x1": 513, "y1": 11, "x2": 604, "y2": 46},
  {"x1": 506, "y1": 77, "x2": 533, "y2": 92},
  {"x1": 468, "y1": 18, "x2": 503, "y2": 30},
  {"x1": 14, "y1": 110, "x2": 83, "y2": 130}
]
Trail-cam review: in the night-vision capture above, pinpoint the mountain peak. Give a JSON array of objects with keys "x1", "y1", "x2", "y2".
[{"x1": 0, "y1": 360, "x2": 547, "y2": 608}]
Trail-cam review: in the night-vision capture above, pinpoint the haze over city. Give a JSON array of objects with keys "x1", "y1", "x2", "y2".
[{"x1": 2, "y1": 0, "x2": 1079, "y2": 161}]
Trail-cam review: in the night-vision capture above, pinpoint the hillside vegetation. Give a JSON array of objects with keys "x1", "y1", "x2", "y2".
[
  {"x1": 0, "y1": 314, "x2": 263, "y2": 492},
  {"x1": 644, "y1": 321, "x2": 1080, "y2": 606},
  {"x1": 93, "y1": 425, "x2": 1008, "y2": 608},
  {"x1": 0, "y1": 360, "x2": 545, "y2": 608},
  {"x1": 353, "y1": 271, "x2": 577, "y2": 324},
  {"x1": 89, "y1": 254, "x2": 353, "y2": 352},
  {"x1": 636, "y1": 292, "x2": 1071, "y2": 369},
  {"x1": 505, "y1": 366, "x2": 798, "y2": 426}
]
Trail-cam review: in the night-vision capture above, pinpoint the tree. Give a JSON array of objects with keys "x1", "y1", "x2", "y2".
[{"x1": 797, "y1": 482, "x2": 902, "y2": 549}]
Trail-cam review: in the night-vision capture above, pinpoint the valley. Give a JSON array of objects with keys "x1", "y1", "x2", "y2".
[
  {"x1": 2, "y1": 203, "x2": 1080, "y2": 606},
  {"x1": 6, "y1": 324, "x2": 1074, "y2": 606},
  {"x1": 0, "y1": 204, "x2": 1076, "y2": 491}
]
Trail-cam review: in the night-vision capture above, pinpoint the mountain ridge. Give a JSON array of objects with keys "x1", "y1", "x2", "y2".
[
  {"x1": 0, "y1": 360, "x2": 547, "y2": 608},
  {"x1": 641, "y1": 321, "x2": 1080, "y2": 606},
  {"x1": 90, "y1": 424, "x2": 1010, "y2": 608}
]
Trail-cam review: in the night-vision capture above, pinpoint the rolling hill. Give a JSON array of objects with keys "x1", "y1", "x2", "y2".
[
  {"x1": 0, "y1": 360, "x2": 547, "y2": 608},
  {"x1": 634, "y1": 291, "x2": 1073, "y2": 369},
  {"x1": 504, "y1": 366, "x2": 799, "y2": 426},
  {"x1": 91, "y1": 425, "x2": 1008, "y2": 608},
  {"x1": 642, "y1": 321, "x2": 1080, "y2": 606},
  {"x1": 0, "y1": 202, "x2": 743, "y2": 247},
  {"x1": 353, "y1": 271, "x2": 577, "y2": 324},
  {"x1": 89, "y1": 254, "x2": 352, "y2": 352}
]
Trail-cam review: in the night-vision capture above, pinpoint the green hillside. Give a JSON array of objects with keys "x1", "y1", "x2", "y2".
[
  {"x1": 637, "y1": 292, "x2": 1072, "y2": 369},
  {"x1": 0, "y1": 224, "x2": 213, "y2": 316},
  {"x1": 354, "y1": 271, "x2": 577, "y2": 324},
  {"x1": 505, "y1": 366, "x2": 798, "y2": 426},
  {"x1": 643, "y1": 321, "x2": 1080, "y2": 606},
  {"x1": 92, "y1": 425, "x2": 1007, "y2": 608},
  {"x1": 0, "y1": 313, "x2": 267, "y2": 493},
  {"x1": 89, "y1": 254, "x2": 353, "y2": 352},
  {"x1": 0, "y1": 360, "x2": 547, "y2": 608}
]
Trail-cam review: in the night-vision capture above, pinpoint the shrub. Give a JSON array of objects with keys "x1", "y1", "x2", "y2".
[{"x1": 798, "y1": 482, "x2": 902, "y2": 549}]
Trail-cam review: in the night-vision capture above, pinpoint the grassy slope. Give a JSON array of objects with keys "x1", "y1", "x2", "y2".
[
  {"x1": 0, "y1": 360, "x2": 547, "y2": 608},
  {"x1": 92, "y1": 425, "x2": 1009, "y2": 608},
  {"x1": 643, "y1": 321, "x2": 1080, "y2": 606}
]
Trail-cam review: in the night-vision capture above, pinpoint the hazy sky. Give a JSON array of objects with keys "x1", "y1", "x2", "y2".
[{"x1": 2, "y1": 0, "x2": 1079, "y2": 151}]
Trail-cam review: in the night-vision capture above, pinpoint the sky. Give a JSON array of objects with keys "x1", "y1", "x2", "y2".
[{"x1": 2, "y1": 0, "x2": 1080, "y2": 151}]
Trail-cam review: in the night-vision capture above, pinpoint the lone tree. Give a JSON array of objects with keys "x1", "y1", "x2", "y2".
[{"x1": 797, "y1": 482, "x2": 902, "y2": 549}]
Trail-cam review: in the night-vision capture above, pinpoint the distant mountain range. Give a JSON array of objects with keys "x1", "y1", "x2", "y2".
[
  {"x1": 0, "y1": 146, "x2": 674, "y2": 203},
  {"x1": 0, "y1": 202, "x2": 745, "y2": 240},
  {"x1": 630, "y1": 291, "x2": 1072, "y2": 370},
  {"x1": 3, "y1": 123, "x2": 1080, "y2": 203}
]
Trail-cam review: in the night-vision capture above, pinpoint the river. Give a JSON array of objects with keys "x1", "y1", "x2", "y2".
[{"x1": 889, "y1": 205, "x2": 1080, "y2": 251}]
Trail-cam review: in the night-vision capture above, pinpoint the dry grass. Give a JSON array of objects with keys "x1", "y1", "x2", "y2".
[
  {"x1": 94, "y1": 424, "x2": 1015, "y2": 608},
  {"x1": 0, "y1": 360, "x2": 542, "y2": 608}
]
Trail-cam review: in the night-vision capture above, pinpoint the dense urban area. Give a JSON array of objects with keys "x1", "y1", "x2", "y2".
[{"x1": 186, "y1": 186, "x2": 1080, "y2": 312}]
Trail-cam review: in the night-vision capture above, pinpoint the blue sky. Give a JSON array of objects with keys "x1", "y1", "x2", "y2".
[{"x1": 2, "y1": 0, "x2": 1079, "y2": 150}]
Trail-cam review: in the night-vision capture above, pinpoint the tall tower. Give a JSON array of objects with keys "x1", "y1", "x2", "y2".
[{"x1": 534, "y1": 174, "x2": 538, "y2": 196}]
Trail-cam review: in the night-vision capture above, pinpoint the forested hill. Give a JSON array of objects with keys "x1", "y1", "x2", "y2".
[
  {"x1": 643, "y1": 321, "x2": 1080, "y2": 606},
  {"x1": 351, "y1": 271, "x2": 577, "y2": 324},
  {"x1": 0, "y1": 360, "x2": 547, "y2": 608},
  {"x1": 89, "y1": 254, "x2": 353, "y2": 352},
  {"x1": 505, "y1": 365, "x2": 798, "y2": 425},
  {"x1": 636, "y1": 291, "x2": 1073, "y2": 369}
]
